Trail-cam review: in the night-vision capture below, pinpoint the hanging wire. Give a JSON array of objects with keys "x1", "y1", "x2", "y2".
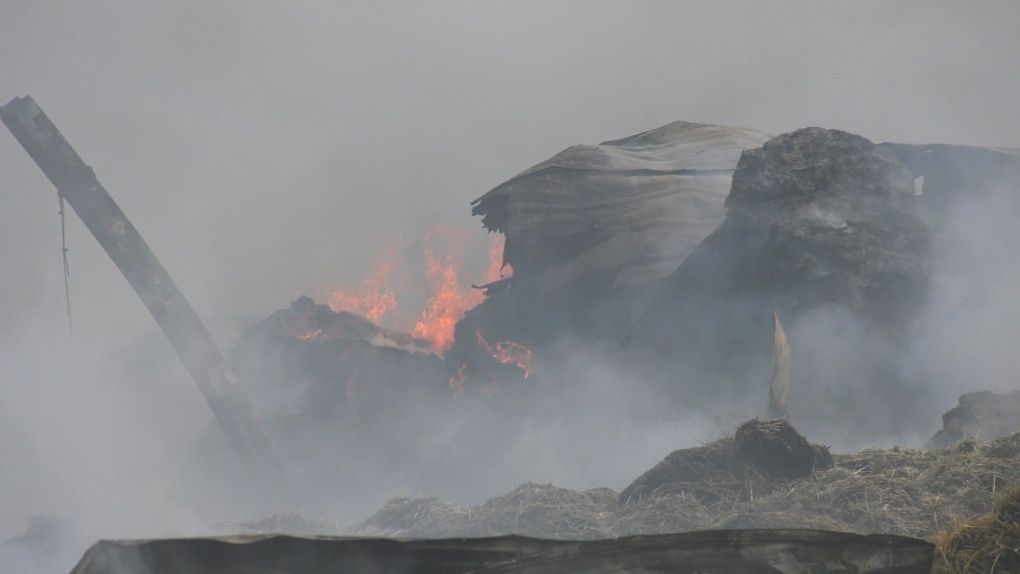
[{"x1": 58, "y1": 194, "x2": 73, "y2": 343}]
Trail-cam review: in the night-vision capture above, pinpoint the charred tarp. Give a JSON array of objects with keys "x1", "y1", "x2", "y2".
[{"x1": 69, "y1": 530, "x2": 933, "y2": 574}]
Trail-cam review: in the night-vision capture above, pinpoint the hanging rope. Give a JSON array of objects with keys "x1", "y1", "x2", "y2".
[{"x1": 58, "y1": 194, "x2": 73, "y2": 341}]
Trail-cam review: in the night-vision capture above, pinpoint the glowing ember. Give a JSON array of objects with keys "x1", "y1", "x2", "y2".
[
  {"x1": 476, "y1": 328, "x2": 532, "y2": 378},
  {"x1": 292, "y1": 328, "x2": 323, "y2": 341},
  {"x1": 449, "y1": 363, "x2": 468, "y2": 398}
]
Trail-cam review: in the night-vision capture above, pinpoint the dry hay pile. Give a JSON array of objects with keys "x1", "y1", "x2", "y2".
[
  {"x1": 933, "y1": 483, "x2": 1020, "y2": 573},
  {"x1": 350, "y1": 421, "x2": 1020, "y2": 542},
  {"x1": 353, "y1": 485, "x2": 619, "y2": 540},
  {"x1": 228, "y1": 511, "x2": 343, "y2": 536}
]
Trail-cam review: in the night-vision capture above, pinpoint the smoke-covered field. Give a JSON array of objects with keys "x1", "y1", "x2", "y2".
[{"x1": 2, "y1": 3, "x2": 1020, "y2": 572}]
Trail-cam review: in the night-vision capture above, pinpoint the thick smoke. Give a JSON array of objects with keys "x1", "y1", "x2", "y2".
[
  {"x1": 905, "y1": 186, "x2": 1020, "y2": 419},
  {"x1": 2, "y1": 2, "x2": 1020, "y2": 572}
]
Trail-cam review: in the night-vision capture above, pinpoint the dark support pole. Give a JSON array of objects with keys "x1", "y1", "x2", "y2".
[{"x1": 1, "y1": 95, "x2": 275, "y2": 476}]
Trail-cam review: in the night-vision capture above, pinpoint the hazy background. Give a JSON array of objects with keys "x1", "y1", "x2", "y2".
[{"x1": 2, "y1": 2, "x2": 1019, "y2": 571}]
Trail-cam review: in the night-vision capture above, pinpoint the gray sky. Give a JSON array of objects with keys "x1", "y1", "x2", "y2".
[{"x1": 2, "y1": 2, "x2": 1020, "y2": 568}]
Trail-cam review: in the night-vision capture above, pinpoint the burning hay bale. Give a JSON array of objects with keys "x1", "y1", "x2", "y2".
[
  {"x1": 229, "y1": 296, "x2": 447, "y2": 415},
  {"x1": 211, "y1": 296, "x2": 460, "y2": 487},
  {"x1": 933, "y1": 483, "x2": 1020, "y2": 573},
  {"x1": 247, "y1": 295, "x2": 436, "y2": 354}
]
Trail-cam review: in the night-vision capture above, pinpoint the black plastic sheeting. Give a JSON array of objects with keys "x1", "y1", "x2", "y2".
[{"x1": 71, "y1": 529, "x2": 933, "y2": 574}]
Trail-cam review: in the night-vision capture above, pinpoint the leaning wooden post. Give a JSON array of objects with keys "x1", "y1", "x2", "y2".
[{"x1": 1, "y1": 95, "x2": 276, "y2": 476}]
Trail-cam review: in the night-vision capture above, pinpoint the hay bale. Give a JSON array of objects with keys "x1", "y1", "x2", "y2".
[
  {"x1": 619, "y1": 420, "x2": 831, "y2": 505},
  {"x1": 927, "y1": 390, "x2": 1020, "y2": 449},
  {"x1": 733, "y1": 419, "x2": 833, "y2": 480},
  {"x1": 933, "y1": 483, "x2": 1020, "y2": 573},
  {"x1": 618, "y1": 438, "x2": 738, "y2": 504}
]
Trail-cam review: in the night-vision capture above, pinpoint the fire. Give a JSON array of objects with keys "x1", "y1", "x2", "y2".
[
  {"x1": 320, "y1": 244, "x2": 399, "y2": 323},
  {"x1": 412, "y1": 225, "x2": 501, "y2": 353},
  {"x1": 476, "y1": 328, "x2": 532, "y2": 378},
  {"x1": 318, "y1": 224, "x2": 505, "y2": 354}
]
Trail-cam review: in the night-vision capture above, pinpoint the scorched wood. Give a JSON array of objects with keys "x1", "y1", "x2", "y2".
[{"x1": 0, "y1": 95, "x2": 275, "y2": 476}]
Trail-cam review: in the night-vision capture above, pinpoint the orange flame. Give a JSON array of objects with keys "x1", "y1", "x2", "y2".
[
  {"x1": 316, "y1": 225, "x2": 504, "y2": 353},
  {"x1": 449, "y1": 363, "x2": 468, "y2": 398},
  {"x1": 476, "y1": 328, "x2": 532, "y2": 378},
  {"x1": 412, "y1": 226, "x2": 498, "y2": 353},
  {"x1": 321, "y1": 244, "x2": 399, "y2": 324}
]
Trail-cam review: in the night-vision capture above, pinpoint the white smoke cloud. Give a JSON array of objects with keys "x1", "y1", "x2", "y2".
[{"x1": 2, "y1": 2, "x2": 1020, "y2": 571}]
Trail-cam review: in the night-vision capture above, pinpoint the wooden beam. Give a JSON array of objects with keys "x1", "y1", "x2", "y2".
[{"x1": 1, "y1": 95, "x2": 276, "y2": 476}]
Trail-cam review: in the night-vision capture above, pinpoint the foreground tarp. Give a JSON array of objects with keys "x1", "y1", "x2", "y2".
[{"x1": 70, "y1": 529, "x2": 933, "y2": 574}]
